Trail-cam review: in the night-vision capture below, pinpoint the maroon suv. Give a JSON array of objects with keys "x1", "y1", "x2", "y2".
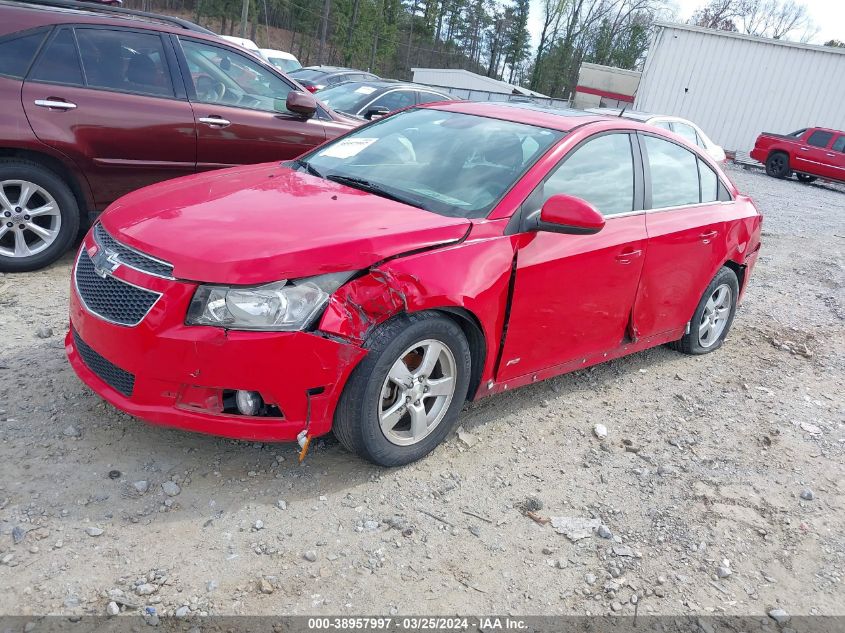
[{"x1": 0, "y1": 0, "x2": 358, "y2": 271}]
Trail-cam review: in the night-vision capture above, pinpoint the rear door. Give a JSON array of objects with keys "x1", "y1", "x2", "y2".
[
  {"x1": 632, "y1": 133, "x2": 731, "y2": 339},
  {"x1": 792, "y1": 129, "x2": 836, "y2": 179},
  {"x1": 498, "y1": 132, "x2": 648, "y2": 380},
  {"x1": 22, "y1": 26, "x2": 196, "y2": 210},
  {"x1": 177, "y1": 37, "x2": 327, "y2": 168},
  {"x1": 827, "y1": 134, "x2": 845, "y2": 182}
]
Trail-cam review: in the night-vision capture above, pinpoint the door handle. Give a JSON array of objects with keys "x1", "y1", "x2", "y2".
[
  {"x1": 34, "y1": 99, "x2": 77, "y2": 110},
  {"x1": 826, "y1": 153, "x2": 835, "y2": 157},
  {"x1": 799, "y1": 147, "x2": 809, "y2": 151},
  {"x1": 699, "y1": 230, "x2": 718, "y2": 243},
  {"x1": 199, "y1": 116, "x2": 231, "y2": 128},
  {"x1": 615, "y1": 249, "x2": 642, "y2": 264}
]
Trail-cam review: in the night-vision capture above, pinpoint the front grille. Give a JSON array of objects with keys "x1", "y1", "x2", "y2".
[
  {"x1": 75, "y1": 250, "x2": 161, "y2": 326},
  {"x1": 72, "y1": 328, "x2": 135, "y2": 397},
  {"x1": 94, "y1": 224, "x2": 174, "y2": 279}
]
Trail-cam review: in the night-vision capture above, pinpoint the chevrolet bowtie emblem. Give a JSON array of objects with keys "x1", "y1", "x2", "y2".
[{"x1": 91, "y1": 245, "x2": 121, "y2": 278}]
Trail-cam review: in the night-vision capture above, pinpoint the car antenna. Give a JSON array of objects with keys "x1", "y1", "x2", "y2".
[{"x1": 618, "y1": 105, "x2": 628, "y2": 117}]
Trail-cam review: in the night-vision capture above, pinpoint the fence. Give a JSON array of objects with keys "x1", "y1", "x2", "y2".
[{"x1": 421, "y1": 84, "x2": 571, "y2": 109}]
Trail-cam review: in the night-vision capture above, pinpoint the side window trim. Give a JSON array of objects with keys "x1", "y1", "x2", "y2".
[{"x1": 637, "y1": 130, "x2": 733, "y2": 210}]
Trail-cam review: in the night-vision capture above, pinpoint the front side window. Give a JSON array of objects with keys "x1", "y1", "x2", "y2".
[
  {"x1": 301, "y1": 108, "x2": 563, "y2": 218},
  {"x1": 181, "y1": 39, "x2": 292, "y2": 113},
  {"x1": 543, "y1": 133, "x2": 635, "y2": 216},
  {"x1": 0, "y1": 31, "x2": 47, "y2": 78},
  {"x1": 29, "y1": 29, "x2": 84, "y2": 86},
  {"x1": 418, "y1": 91, "x2": 450, "y2": 104},
  {"x1": 644, "y1": 135, "x2": 700, "y2": 208},
  {"x1": 832, "y1": 135, "x2": 845, "y2": 153},
  {"x1": 316, "y1": 82, "x2": 376, "y2": 115},
  {"x1": 807, "y1": 130, "x2": 833, "y2": 148},
  {"x1": 76, "y1": 29, "x2": 173, "y2": 97}
]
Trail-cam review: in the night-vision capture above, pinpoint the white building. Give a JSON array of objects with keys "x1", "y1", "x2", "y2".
[
  {"x1": 411, "y1": 68, "x2": 570, "y2": 107},
  {"x1": 635, "y1": 22, "x2": 845, "y2": 152},
  {"x1": 572, "y1": 62, "x2": 641, "y2": 110}
]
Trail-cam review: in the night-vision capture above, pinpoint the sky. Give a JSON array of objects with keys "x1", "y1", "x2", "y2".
[{"x1": 526, "y1": 0, "x2": 845, "y2": 51}]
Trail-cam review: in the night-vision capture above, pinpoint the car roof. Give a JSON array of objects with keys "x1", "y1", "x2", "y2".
[
  {"x1": 260, "y1": 48, "x2": 297, "y2": 60},
  {"x1": 1, "y1": 0, "x2": 216, "y2": 35},
  {"x1": 330, "y1": 79, "x2": 449, "y2": 92},
  {"x1": 430, "y1": 101, "x2": 605, "y2": 132}
]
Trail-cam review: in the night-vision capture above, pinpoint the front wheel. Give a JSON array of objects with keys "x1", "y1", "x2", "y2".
[
  {"x1": 0, "y1": 160, "x2": 80, "y2": 272},
  {"x1": 669, "y1": 267, "x2": 739, "y2": 355},
  {"x1": 333, "y1": 312, "x2": 471, "y2": 466}
]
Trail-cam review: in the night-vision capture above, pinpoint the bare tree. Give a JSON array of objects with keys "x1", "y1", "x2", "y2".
[{"x1": 690, "y1": 0, "x2": 817, "y2": 41}]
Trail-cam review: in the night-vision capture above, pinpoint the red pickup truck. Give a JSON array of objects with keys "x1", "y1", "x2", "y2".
[{"x1": 751, "y1": 127, "x2": 845, "y2": 184}]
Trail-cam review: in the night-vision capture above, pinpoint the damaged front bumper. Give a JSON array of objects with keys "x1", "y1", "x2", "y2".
[{"x1": 66, "y1": 256, "x2": 366, "y2": 442}]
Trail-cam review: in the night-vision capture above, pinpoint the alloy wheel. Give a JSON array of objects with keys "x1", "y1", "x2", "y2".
[
  {"x1": 699, "y1": 283, "x2": 732, "y2": 348},
  {"x1": 378, "y1": 339, "x2": 457, "y2": 446},
  {"x1": 0, "y1": 180, "x2": 61, "y2": 258}
]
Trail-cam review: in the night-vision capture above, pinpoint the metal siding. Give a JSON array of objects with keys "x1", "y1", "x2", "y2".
[{"x1": 635, "y1": 25, "x2": 845, "y2": 152}]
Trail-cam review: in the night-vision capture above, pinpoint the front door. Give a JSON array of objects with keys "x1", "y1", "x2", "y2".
[
  {"x1": 828, "y1": 134, "x2": 845, "y2": 182},
  {"x1": 498, "y1": 132, "x2": 647, "y2": 381},
  {"x1": 632, "y1": 133, "x2": 729, "y2": 338},
  {"x1": 22, "y1": 27, "x2": 197, "y2": 210},
  {"x1": 176, "y1": 38, "x2": 327, "y2": 169}
]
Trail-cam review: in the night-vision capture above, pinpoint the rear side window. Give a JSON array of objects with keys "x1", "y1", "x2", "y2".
[
  {"x1": 807, "y1": 130, "x2": 833, "y2": 147},
  {"x1": 543, "y1": 133, "x2": 635, "y2": 217},
  {"x1": 76, "y1": 29, "x2": 173, "y2": 97},
  {"x1": 644, "y1": 135, "x2": 699, "y2": 208},
  {"x1": 369, "y1": 90, "x2": 415, "y2": 111},
  {"x1": 672, "y1": 122, "x2": 701, "y2": 147},
  {"x1": 418, "y1": 91, "x2": 449, "y2": 104},
  {"x1": 698, "y1": 159, "x2": 719, "y2": 203},
  {"x1": 29, "y1": 29, "x2": 84, "y2": 86},
  {"x1": 0, "y1": 31, "x2": 47, "y2": 78},
  {"x1": 832, "y1": 136, "x2": 845, "y2": 153}
]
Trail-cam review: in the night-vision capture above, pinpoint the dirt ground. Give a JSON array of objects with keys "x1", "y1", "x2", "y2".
[{"x1": 0, "y1": 164, "x2": 843, "y2": 619}]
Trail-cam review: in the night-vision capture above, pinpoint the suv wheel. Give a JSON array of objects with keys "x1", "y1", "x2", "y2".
[
  {"x1": 0, "y1": 160, "x2": 80, "y2": 272},
  {"x1": 333, "y1": 312, "x2": 471, "y2": 466}
]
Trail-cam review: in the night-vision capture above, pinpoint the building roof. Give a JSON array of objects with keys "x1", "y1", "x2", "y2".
[
  {"x1": 411, "y1": 68, "x2": 550, "y2": 98},
  {"x1": 654, "y1": 21, "x2": 845, "y2": 56}
]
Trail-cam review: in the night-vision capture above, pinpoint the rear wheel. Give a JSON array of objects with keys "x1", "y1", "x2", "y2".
[
  {"x1": 669, "y1": 267, "x2": 739, "y2": 355},
  {"x1": 333, "y1": 312, "x2": 471, "y2": 466},
  {"x1": 765, "y1": 152, "x2": 790, "y2": 179},
  {"x1": 796, "y1": 173, "x2": 817, "y2": 183},
  {"x1": 0, "y1": 160, "x2": 79, "y2": 272}
]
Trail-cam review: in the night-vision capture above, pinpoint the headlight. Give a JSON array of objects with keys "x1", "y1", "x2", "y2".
[{"x1": 186, "y1": 272, "x2": 355, "y2": 331}]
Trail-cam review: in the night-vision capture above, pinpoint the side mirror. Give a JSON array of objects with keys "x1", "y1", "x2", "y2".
[
  {"x1": 364, "y1": 106, "x2": 390, "y2": 120},
  {"x1": 286, "y1": 90, "x2": 317, "y2": 118},
  {"x1": 534, "y1": 194, "x2": 605, "y2": 235}
]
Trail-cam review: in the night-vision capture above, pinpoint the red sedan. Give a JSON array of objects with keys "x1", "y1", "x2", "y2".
[{"x1": 66, "y1": 102, "x2": 762, "y2": 466}]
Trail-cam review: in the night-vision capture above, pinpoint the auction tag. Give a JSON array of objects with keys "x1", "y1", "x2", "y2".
[
  {"x1": 319, "y1": 137, "x2": 377, "y2": 159},
  {"x1": 354, "y1": 86, "x2": 377, "y2": 95}
]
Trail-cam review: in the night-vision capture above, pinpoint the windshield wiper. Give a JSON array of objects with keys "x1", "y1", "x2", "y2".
[
  {"x1": 292, "y1": 158, "x2": 323, "y2": 179},
  {"x1": 324, "y1": 174, "x2": 427, "y2": 210}
]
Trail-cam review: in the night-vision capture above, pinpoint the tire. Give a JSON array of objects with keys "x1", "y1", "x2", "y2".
[
  {"x1": 669, "y1": 267, "x2": 739, "y2": 355},
  {"x1": 765, "y1": 152, "x2": 790, "y2": 179},
  {"x1": 0, "y1": 159, "x2": 80, "y2": 272},
  {"x1": 333, "y1": 312, "x2": 472, "y2": 466},
  {"x1": 796, "y1": 173, "x2": 817, "y2": 183}
]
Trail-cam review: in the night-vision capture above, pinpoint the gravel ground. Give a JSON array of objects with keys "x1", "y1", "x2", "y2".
[{"x1": 0, "y1": 164, "x2": 843, "y2": 619}]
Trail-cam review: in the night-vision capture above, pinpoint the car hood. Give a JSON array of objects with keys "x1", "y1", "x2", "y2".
[{"x1": 100, "y1": 163, "x2": 471, "y2": 285}]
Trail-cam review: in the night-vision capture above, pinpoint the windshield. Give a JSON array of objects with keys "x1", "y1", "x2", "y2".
[
  {"x1": 300, "y1": 108, "x2": 564, "y2": 218},
  {"x1": 268, "y1": 57, "x2": 301, "y2": 73},
  {"x1": 316, "y1": 82, "x2": 379, "y2": 114}
]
